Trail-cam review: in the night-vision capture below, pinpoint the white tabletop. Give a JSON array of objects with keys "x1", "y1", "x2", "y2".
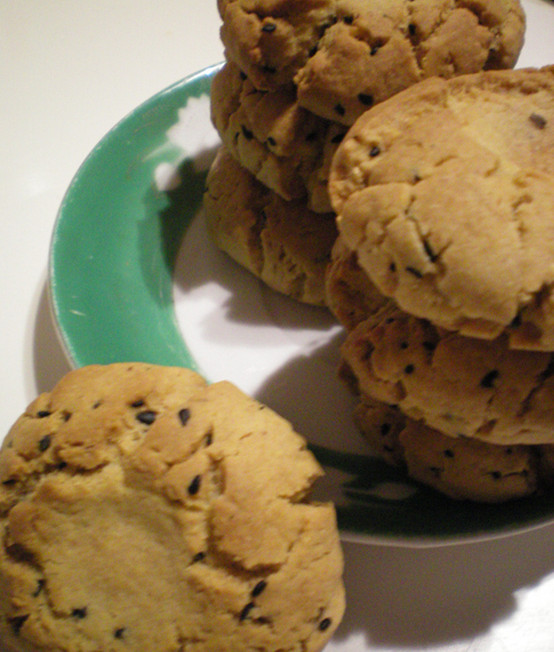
[{"x1": 1, "y1": 2, "x2": 553, "y2": 651}]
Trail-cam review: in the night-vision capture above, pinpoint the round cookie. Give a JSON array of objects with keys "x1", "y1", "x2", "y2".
[
  {"x1": 218, "y1": 0, "x2": 525, "y2": 125},
  {"x1": 204, "y1": 147, "x2": 338, "y2": 306},
  {"x1": 330, "y1": 66, "x2": 554, "y2": 348},
  {"x1": 340, "y1": 307, "x2": 554, "y2": 446},
  {"x1": 352, "y1": 396, "x2": 550, "y2": 503},
  {"x1": 0, "y1": 363, "x2": 344, "y2": 652},
  {"x1": 325, "y1": 235, "x2": 390, "y2": 330},
  {"x1": 211, "y1": 62, "x2": 347, "y2": 212}
]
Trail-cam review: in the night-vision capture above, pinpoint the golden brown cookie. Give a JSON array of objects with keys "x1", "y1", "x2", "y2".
[
  {"x1": 210, "y1": 62, "x2": 347, "y2": 212},
  {"x1": 204, "y1": 147, "x2": 338, "y2": 306},
  {"x1": 325, "y1": 235, "x2": 390, "y2": 330},
  {"x1": 340, "y1": 307, "x2": 554, "y2": 446},
  {"x1": 330, "y1": 66, "x2": 554, "y2": 348},
  {"x1": 0, "y1": 363, "x2": 344, "y2": 651},
  {"x1": 218, "y1": 0, "x2": 525, "y2": 125}
]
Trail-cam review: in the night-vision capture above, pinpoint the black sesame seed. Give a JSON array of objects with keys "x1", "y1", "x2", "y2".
[
  {"x1": 334, "y1": 103, "x2": 346, "y2": 116},
  {"x1": 241, "y1": 125, "x2": 254, "y2": 140},
  {"x1": 192, "y1": 551, "x2": 206, "y2": 563},
  {"x1": 239, "y1": 602, "x2": 255, "y2": 621},
  {"x1": 480, "y1": 370, "x2": 499, "y2": 389},
  {"x1": 178, "y1": 408, "x2": 190, "y2": 426},
  {"x1": 262, "y1": 64, "x2": 277, "y2": 74},
  {"x1": 529, "y1": 113, "x2": 547, "y2": 129},
  {"x1": 400, "y1": 341, "x2": 409, "y2": 349},
  {"x1": 429, "y1": 466, "x2": 442, "y2": 478},
  {"x1": 444, "y1": 449, "x2": 455, "y2": 458},
  {"x1": 38, "y1": 435, "x2": 51, "y2": 452},
  {"x1": 261, "y1": 22, "x2": 276, "y2": 33},
  {"x1": 37, "y1": 410, "x2": 51, "y2": 418},
  {"x1": 188, "y1": 475, "x2": 202, "y2": 496},
  {"x1": 423, "y1": 340, "x2": 436, "y2": 352},
  {"x1": 267, "y1": 136, "x2": 277, "y2": 147},
  {"x1": 239, "y1": 70, "x2": 247, "y2": 80},
  {"x1": 9, "y1": 614, "x2": 29, "y2": 635},
  {"x1": 380, "y1": 422, "x2": 391, "y2": 436},
  {"x1": 308, "y1": 45, "x2": 318, "y2": 57},
  {"x1": 343, "y1": 15, "x2": 354, "y2": 24},
  {"x1": 389, "y1": 262, "x2": 396, "y2": 272},
  {"x1": 2, "y1": 478, "x2": 16, "y2": 486},
  {"x1": 370, "y1": 45, "x2": 380, "y2": 55},
  {"x1": 383, "y1": 444, "x2": 395, "y2": 453},
  {"x1": 369, "y1": 145, "x2": 380, "y2": 157},
  {"x1": 131, "y1": 399, "x2": 144, "y2": 408},
  {"x1": 490, "y1": 471, "x2": 502, "y2": 480},
  {"x1": 505, "y1": 448, "x2": 513, "y2": 455},
  {"x1": 33, "y1": 579, "x2": 45, "y2": 597},
  {"x1": 406, "y1": 266, "x2": 422, "y2": 278},
  {"x1": 205, "y1": 431, "x2": 213, "y2": 447},
  {"x1": 404, "y1": 364, "x2": 415, "y2": 374},
  {"x1": 510, "y1": 313, "x2": 522, "y2": 328},
  {"x1": 136, "y1": 410, "x2": 157, "y2": 425},
  {"x1": 408, "y1": 23, "x2": 416, "y2": 36},
  {"x1": 251, "y1": 579, "x2": 267, "y2": 597},
  {"x1": 331, "y1": 132, "x2": 345, "y2": 144},
  {"x1": 72, "y1": 607, "x2": 87, "y2": 619},
  {"x1": 319, "y1": 617, "x2": 332, "y2": 631},
  {"x1": 114, "y1": 627, "x2": 126, "y2": 639},
  {"x1": 305, "y1": 131, "x2": 318, "y2": 141},
  {"x1": 358, "y1": 93, "x2": 374, "y2": 106}
]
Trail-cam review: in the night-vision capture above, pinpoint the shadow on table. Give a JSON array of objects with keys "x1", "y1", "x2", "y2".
[{"x1": 32, "y1": 278, "x2": 72, "y2": 394}]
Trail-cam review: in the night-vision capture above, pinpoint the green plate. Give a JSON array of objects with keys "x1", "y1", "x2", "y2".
[{"x1": 49, "y1": 64, "x2": 554, "y2": 546}]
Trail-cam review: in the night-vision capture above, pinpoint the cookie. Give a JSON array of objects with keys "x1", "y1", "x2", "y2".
[
  {"x1": 340, "y1": 307, "x2": 554, "y2": 446},
  {"x1": 211, "y1": 62, "x2": 347, "y2": 212},
  {"x1": 0, "y1": 363, "x2": 344, "y2": 651},
  {"x1": 325, "y1": 235, "x2": 390, "y2": 330},
  {"x1": 330, "y1": 66, "x2": 554, "y2": 348},
  {"x1": 204, "y1": 147, "x2": 338, "y2": 306},
  {"x1": 218, "y1": 0, "x2": 525, "y2": 125},
  {"x1": 353, "y1": 396, "x2": 546, "y2": 502}
]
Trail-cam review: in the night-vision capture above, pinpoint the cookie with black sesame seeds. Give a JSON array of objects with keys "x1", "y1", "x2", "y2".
[
  {"x1": 329, "y1": 66, "x2": 554, "y2": 348},
  {"x1": 353, "y1": 396, "x2": 543, "y2": 502},
  {"x1": 0, "y1": 363, "x2": 344, "y2": 651},
  {"x1": 218, "y1": 0, "x2": 525, "y2": 125},
  {"x1": 340, "y1": 307, "x2": 554, "y2": 446},
  {"x1": 210, "y1": 61, "x2": 345, "y2": 212},
  {"x1": 325, "y1": 234, "x2": 391, "y2": 330},
  {"x1": 204, "y1": 147, "x2": 338, "y2": 306}
]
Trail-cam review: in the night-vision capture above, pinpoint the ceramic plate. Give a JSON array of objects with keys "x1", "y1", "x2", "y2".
[{"x1": 50, "y1": 63, "x2": 554, "y2": 547}]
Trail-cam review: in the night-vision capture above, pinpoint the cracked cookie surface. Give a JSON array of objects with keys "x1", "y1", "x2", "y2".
[
  {"x1": 330, "y1": 66, "x2": 554, "y2": 348},
  {"x1": 211, "y1": 62, "x2": 347, "y2": 212},
  {"x1": 204, "y1": 147, "x2": 338, "y2": 306},
  {"x1": 341, "y1": 307, "x2": 554, "y2": 446},
  {"x1": 0, "y1": 363, "x2": 344, "y2": 651},
  {"x1": 218, "y1": 0, "x2": 525, "y2": 125}
]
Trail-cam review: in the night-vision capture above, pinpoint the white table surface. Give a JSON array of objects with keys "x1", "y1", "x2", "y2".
[{"x1": 1, "y1": 2, "x2": 553, "y2": 651}]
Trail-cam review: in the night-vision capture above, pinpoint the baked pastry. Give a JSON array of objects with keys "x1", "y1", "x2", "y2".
[
  {"x1": 0, "y1": 363, "x2": 344, "y2": 651},
  {"x1": 330, "y1": 66, "x2": 554, "y2": 348},
  {"x1": 341, "y1": 307, "x2": 554, "y2": 446},
  {"x1": 352, "y1": 396, "x2": 552, "y2": 502},
  {"x1": 325, "y1": 235, "x2": 390, "y2": 330},
  {"x1": 210, "y1": 62, "x2": 347, "y2": 212},
  {"x1": 218, "y1": 0, "x2": 525, "y2": 125},
  {"x1": 204, "y1": 147, "x2": 338, "y2": 306}
]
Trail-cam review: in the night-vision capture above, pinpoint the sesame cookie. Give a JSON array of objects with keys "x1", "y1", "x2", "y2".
[
  {"x1": 204, "y1": 147, "x2": 338, "y2": 306},
  {"x1": 330, "y1": 66, "x2": 554, "y2": 348},
  {"x1": 325, "y1": 235, "x2": 390, "y2": 330},
  {"x1": 341, "y1": 307, "x2": 554, "y2": 446},
  {"x1": 218, "y1": 0, "x2": 525, "y2": 125},
  {"x1": 353, "y1": 396, "x2": 548, "y2": 502},
  {"x1": 0, "y1": 363, "x2": 344, "y2": 651},
  {"x1": 211, "y1": 62, "x2": 347, "y2": 212}
]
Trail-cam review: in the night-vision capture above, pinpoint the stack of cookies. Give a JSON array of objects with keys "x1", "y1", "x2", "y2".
[
  {"x1": 205, "y1": 0, "x2": 526, "y2": 307},
  {"x1": 327, "y1": 65, "x2": 554, "y2": 502}
]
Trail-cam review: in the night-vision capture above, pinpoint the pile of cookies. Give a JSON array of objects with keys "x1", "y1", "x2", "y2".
[
  {"x1": 206, "y1": 0, "x2": 526, "y2": 307},
  {"x1": 327, "y1": 65, "x2": 554, "y2": 502}
]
